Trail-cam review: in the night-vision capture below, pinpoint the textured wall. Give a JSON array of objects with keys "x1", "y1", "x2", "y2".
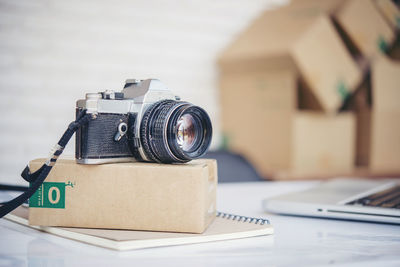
[{"x1": 0, "y1": 0, "x2": 286, "y2": 184}]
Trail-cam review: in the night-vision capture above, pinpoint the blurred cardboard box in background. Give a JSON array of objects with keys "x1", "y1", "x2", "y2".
[
  {"x1": 291, "y1": 15, "x2": 362, "y2": 113},
  {"x1": 336, "y1": 0, "x2": 396, "y2": 58},
  {"x1": 218, "y1": 0, "x2": 346, "y2": 75},
  {"x1": 291, "y1": 112, "x2": 355, "y2": 176},
  {"x1": 219, "y1": 70, "x2": 296, "y2": 175},
  {"x1": 218, "y1": 0, "x2": 400, "y2": 179},
  {"x1": 370, "y1": 55, "x2": 400, "y2": 172},
  {"x1": 375, "y1": 0, "x2": 400, "y2": 29}
]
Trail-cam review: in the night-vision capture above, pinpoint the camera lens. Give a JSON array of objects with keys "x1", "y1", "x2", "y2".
[
  {"x1": 140, "y1": 100, "x2": 212, "y2": 163},
  {"x1": 176, "y1": 114, "x2": 199, "y2": 152}
]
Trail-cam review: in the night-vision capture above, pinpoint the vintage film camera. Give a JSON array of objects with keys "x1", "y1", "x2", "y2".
[{"x1": 75, "y1": 79, "x2": 212, "y2": 164}]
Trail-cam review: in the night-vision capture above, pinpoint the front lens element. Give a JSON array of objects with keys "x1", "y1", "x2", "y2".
[
  {"x1": 176, "y1": 114, "x2": 200, "y2": 152},
  {"x1": 168, "y1": 104, "x2": 212, "y2": 161}
]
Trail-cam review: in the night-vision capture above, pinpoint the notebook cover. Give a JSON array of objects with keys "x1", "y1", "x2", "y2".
[{"x1": 5, "y1": 207, "x2": 273, "y2": 251}]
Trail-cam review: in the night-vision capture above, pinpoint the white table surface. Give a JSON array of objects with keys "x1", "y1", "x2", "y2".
[{"x1": 1, "y1": 181, "x2": 400, "y2": 267}]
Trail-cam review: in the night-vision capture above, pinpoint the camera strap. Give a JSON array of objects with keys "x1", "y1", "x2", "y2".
[{"x1": 0, "y1": 110, "x2": 92, "y2": 218}]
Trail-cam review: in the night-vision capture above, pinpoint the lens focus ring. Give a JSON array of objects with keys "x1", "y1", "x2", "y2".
[
  {"x1": 140, "y1": 100, "x2": 174, "y2": 162},
  {"x1": 149, "y1": 101, "x2": 186, "y2": 163}
]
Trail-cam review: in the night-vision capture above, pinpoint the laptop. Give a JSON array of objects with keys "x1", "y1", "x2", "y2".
[{"x1": 263, "y1": 178, "x2": 400, "y2": 224}]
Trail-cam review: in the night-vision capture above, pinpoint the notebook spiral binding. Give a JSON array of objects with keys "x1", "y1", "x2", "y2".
[{"x1": 216, "y1": 211, "x2": 270, "y2": 225}]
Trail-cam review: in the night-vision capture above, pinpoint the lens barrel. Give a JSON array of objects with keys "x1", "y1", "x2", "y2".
[{"x1": 139, "y1": 100, "x2": 212, "y2": 163}]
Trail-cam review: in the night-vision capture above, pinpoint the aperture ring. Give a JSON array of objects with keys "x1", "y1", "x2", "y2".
[
  {"x1": 148, "y1": 101, "x2": 190, "y2": 163},
  {"x1": 140, "y1": 100, "x2": 174, "y2": 163}
]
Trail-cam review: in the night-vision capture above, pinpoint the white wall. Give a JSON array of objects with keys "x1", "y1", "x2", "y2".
[{"x1": 0, "y1": 0, "x2": 286, "y2": 184}]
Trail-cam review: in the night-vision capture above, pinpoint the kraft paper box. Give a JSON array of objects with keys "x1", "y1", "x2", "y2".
[
  {"x1": 370, "y1": 56, "x2": 400, "y2": 172},
  {"x1": 291, "y1": 15, "x2": 362, "y2": 113},
  {"x1": 219, "y1": 69, "x2": 297, "y2": 177},
  {"x1": 336, "y1": 0, "x2": 395, "y2": 59},
  {"x1": 28, "y1": 158, "x2": 217, "y2": 234},
  {"x1": 291, "y1": 112, "x2": 356, "y2": 176},
  {"x1": 218, "y1": 0, "x2": 345, "y2": 74},
  {"x1": 375, "y1": 0, "x2": 400, "y2": 30}
]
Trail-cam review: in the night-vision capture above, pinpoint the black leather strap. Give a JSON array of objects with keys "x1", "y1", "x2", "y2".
[
  {"x1": 0, "y1": 184, "x2": 29, "y2": 205},
  {"x1": 0, "y1": 184, "x2": 29, "y2": 192},
  {"x1": 0, "y1": 110, "x2": 92, "y2": 218},
  {"x1": 21, "y1": 165, "x2": 45, "y2": 183}
]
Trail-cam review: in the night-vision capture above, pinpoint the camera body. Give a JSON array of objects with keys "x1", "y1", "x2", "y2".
[{"x1": 76, "y1": 79, "x2": 212, "y2": 164}]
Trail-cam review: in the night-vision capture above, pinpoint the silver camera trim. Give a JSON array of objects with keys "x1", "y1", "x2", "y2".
[{"x1": 76, "y1": 157, "x2": 135, "y2": 164}]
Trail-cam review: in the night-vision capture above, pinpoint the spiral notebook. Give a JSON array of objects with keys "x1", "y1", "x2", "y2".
[{"x1": 5, "y1": 207, "x2": 273, "y2": 251}]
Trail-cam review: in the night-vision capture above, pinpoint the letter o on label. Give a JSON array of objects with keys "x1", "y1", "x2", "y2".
[{"x1": 48, "y1": 187, "x2": 60, "y2": 204}]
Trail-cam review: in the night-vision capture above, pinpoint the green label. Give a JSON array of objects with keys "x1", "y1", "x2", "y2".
[
  {"x1": 30, "y1": 182, "x2": 69, "y2": 209},
  {"x1": 336, "y1": 81, "x2": 350, "y2": 101},
  {"x1": 377, "y1": 36, "x2": 388, "y2": 54},
  {"x1": 220, "y1": 133, "x2": 231, "y2": 151}
]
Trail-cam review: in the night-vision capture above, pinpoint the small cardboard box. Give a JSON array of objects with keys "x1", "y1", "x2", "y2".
[
  {"x1": 219, "y1": 69, "x2": 297, "y2": 176},
  {"x1": 291, "y1": 112, "x2": 356, "y2": 176},
  {"x1": 370, "y1": 55, "x2": 400, "y2": 172},
  {"x1": 218, "y1": 0, "x2": 345, "y2": 74},
  {"x1": 371, "y1": 111, "x2": 400, "y2": 172},
  {"x1": 291, "y1": 15, "x2": 363, "y2": 113},
  {"x1": 335, "y1": 0, "x2": 395, "y2": 58},
  {"x1": 28, "y1": 159, "x2": 217, "y2": 234},
  {"x1": 375, "y1": 0, "x2": 400, "y2": 30},
  {"x1": 372, "y1": 55, "x2": 400, "y2": 113}
]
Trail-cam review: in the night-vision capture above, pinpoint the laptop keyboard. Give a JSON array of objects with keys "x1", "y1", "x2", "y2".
[{"x1": 346, "y1": 185, "x2": 400, "y2": 209}]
